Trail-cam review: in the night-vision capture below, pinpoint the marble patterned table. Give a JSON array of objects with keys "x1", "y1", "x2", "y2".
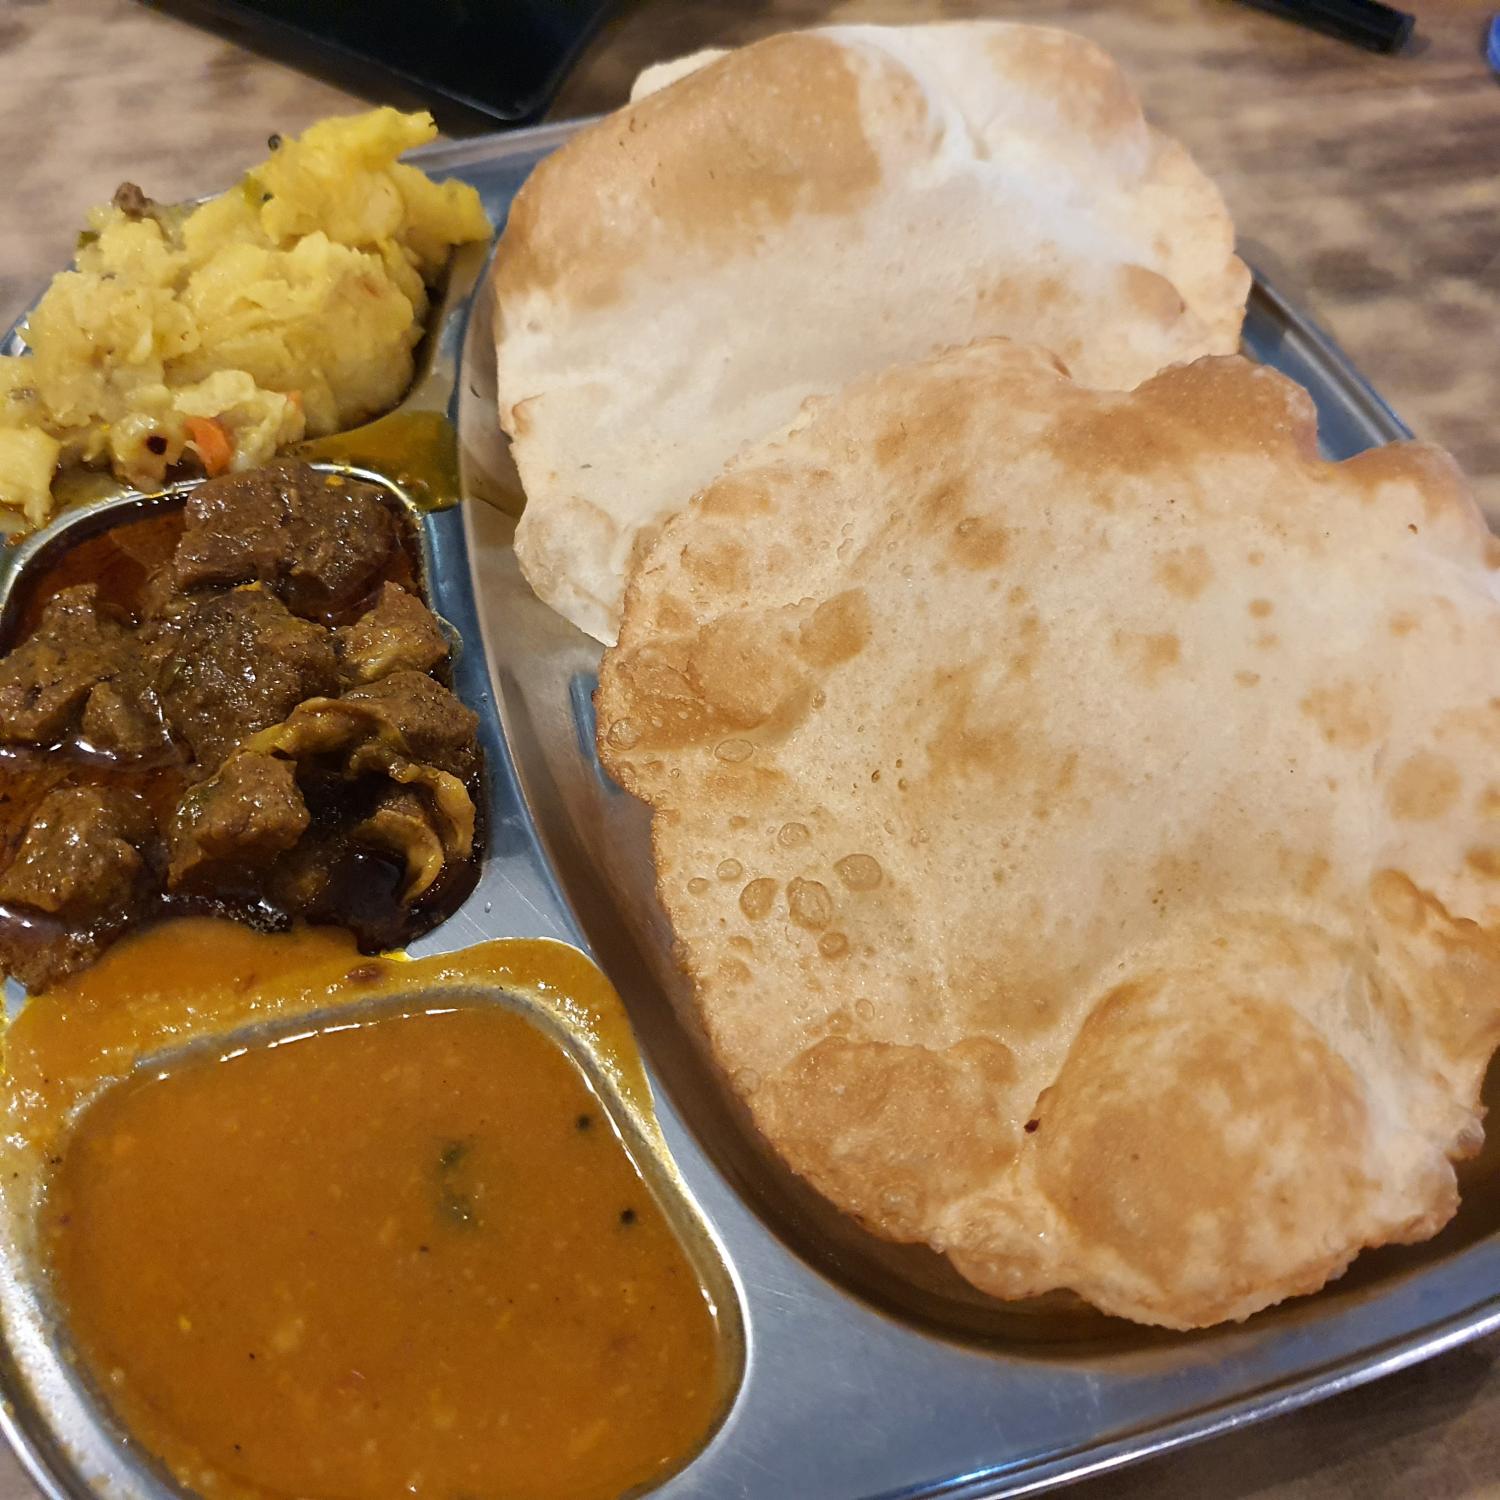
[{"x1": 2, "y1": 0, "x2": 1499, "y2": 1496}]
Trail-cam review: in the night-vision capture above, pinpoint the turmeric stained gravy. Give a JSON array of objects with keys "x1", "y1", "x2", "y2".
[{"x1": 8, "y1": 921, "x2": 726, "y2": 1500}]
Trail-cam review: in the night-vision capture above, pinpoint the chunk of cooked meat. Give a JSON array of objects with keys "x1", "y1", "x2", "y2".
[
  {"x1": 0, "y1": 786, "x2": 152, "y2": 916},
  {"x1": 80, "y1": 678, "x2": 169, "y2": 757},
  {"x1": 0, "y1": 923, "x2": 103, "y2": 994},
  {"x1": 170, "y1": 462, "x2": 399, "y2": 619},
  {"x1": 153, "y1": 588, "x2": 338, "y2": 764},
  {"x1": 335, "y1": 583, "x2": 448, "y2": 685},
  {"x1": 383, "y1": 764, "x2": 476, "y2": 868},
  {"x1": 0, "y1": 586, "x2": 134, "y2": 745},
  {"x1": 170, "y1": 466, "x2": 295, "y2": 594},
  {"x1": 250, "y1": 672, "x2": 480, "y2": 780},
  {"x1": 282, "y1": 473, "x2": 400, "y2": 619},
  {"x1": 343, "y1": 671, "x2": 480, "y2": 778},
  {"x1": 354, "y1": 788, "x2": 448, "y2": 901},
  {"x1": 167, "y1": 751, "x2": 309, "y2": 887}
]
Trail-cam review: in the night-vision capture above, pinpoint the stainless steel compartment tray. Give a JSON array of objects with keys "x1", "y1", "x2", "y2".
[{"x1": 1, "y1": 119, "x2": 1496, "y2": 1500}]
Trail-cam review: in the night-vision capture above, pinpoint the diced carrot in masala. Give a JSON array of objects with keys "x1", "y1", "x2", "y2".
[{"x1": 185, "y1": 417, "x2": 233, "y2": 477}]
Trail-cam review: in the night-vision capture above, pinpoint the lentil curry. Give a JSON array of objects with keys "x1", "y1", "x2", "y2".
[{"x1": 12, "y1": 921, "x2": 729, "y2": 1500}]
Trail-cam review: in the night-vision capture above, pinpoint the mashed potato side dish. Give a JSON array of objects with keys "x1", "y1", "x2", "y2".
[{"x1": 0, "y1": 109, "x2": 490, "y2": 528}]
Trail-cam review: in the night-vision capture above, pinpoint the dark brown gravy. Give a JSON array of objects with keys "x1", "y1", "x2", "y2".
[{"x1": 10, "y1": 508, "x2": 185, "y2": 637}]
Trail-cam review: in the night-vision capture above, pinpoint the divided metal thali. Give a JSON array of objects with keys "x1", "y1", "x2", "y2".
[{"x1": 2, "y1": 119, "x2": 1498, "y2": 1500}]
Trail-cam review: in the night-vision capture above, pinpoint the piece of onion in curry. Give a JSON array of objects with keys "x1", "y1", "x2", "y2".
[
  {"x1": 0, "y1": 460, "x2": 482, "y2": 989},
  {"x1": 43, "y1": 997, "x2": 725, "y2": 1500}
]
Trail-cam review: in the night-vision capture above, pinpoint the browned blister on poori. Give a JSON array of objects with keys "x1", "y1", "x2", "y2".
[{"x1": 596, "y1": 338, "x2": 1500, "y2": 1329}]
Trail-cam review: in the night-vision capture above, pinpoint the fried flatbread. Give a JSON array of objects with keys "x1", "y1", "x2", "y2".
[
  {"x1": 494, "y1": 23, "x2": 1249, "y2": 642},
  {"x1": 596, "y1": 340, "x2": 1500, "y2": 1328}
]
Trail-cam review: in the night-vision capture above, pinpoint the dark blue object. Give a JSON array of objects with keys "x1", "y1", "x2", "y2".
[
  {"x1": 1239, "y1": 0, "x2": 1414, "y2": 52},
  {"x1": 1487, "y1": 15, "x2": 1500, "y2": 76},
  {"x1": 142, "y1": 0, "x2": 616, "y2": 131}
]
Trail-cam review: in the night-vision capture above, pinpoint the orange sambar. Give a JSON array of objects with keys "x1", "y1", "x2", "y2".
[{"x1": 44, "y1": 1003, "x2": 724, "y2": 1500}]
